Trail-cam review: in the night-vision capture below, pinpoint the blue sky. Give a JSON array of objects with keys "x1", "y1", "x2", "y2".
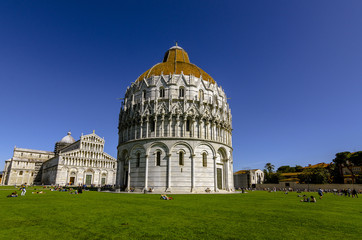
[{"x1": 1, "y1": 0, "x2": 362, "y2": 171}]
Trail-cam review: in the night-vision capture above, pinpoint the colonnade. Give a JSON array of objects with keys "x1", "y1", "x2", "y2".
[
  {"x1": 63, "y1": 157, "x2": 115, "y2": 168},
  {"x1": 81, "y1": 142, "x2": 104, "y2": 152},
  {"x1": 119, "y1": 114, "x2": 232, "y2": 146}
]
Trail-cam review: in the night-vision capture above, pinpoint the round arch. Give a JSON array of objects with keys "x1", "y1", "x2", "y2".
[
  {"x1": 195, "y1": 143, "x2": 216, "y2": 158},
  {"x1": 146, "y1": 142, "x2": 169, "y2": 156},
  {"x1": 170, "y1": 141, "x2": 194, "y2": 156},
  {"x1": 217, "y1": 147, "x2": 228, "y2": 161}
]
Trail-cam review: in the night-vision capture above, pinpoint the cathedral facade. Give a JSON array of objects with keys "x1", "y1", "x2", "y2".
[
  {"x1": 117, "y1": 45, "x2": 233, "y2": 193},
  {"x1": 2, "y1": 131, "x2": 117, "y2": 186}
]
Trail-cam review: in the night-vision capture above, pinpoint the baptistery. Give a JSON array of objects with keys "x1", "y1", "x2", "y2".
[{"x1": 117, "y1": 44, "x2": 233, "y2": 193}]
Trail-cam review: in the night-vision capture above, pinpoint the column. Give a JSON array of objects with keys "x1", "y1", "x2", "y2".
[
  {"x1": 205, "y1": 121, "x2": 209, "y2": 139},
  {"x1": 126, "y1": 159, "x2": 131, "y2": 192},
  {"x1": 143, "y1": 155, "x2": 149, "y2": 192},
  {"x1": 166, "y1": 153, "x2": 172, "y2": 192},
  {"x1": 168, "y1": 116, "x2": 172, "y2": 137},
  {"x1": 140, "y1": 120, "x2": 143, "y2": 139},
  {"x1": 191, "y1": 154, "x2": 195, "y2": 192},
  {"x1": 217, "y1": 124, "x2": 220, "y2": 142},
  {"x1": 191, "y1": 118, "x2": 195, "y2": 138},
  {"x1": 197, "y1": 119, "x2": 201, "y2": 138},
  {"x1": 183, "y1": 117, "x2": 187, "y2": 137},
  {"x1": 200, "y1": 119, "x2": 204, "y2": 139},
  {"x1": 154, "y1": 116, "x2": 158, "y2": 137},
  {"x1": 161, "y1": 115, "x2": 164, "y2": 137},
  {"x1": 176, "y1": 115, "x2": 180, "y2": 137},
  {"x1": 226, "y1": 158, "x2": 230, "y2": 191},
  {"x1": 214, "y1": 156, "x2": 218, "y2": 192},
  {"x1": 134, "y1": 122, "x2": 137, "y2": 139},
  {"x1": 125, "y1": 126, "x2": 128, "y2": 141},
  {"x1": 211, "y1": 122, "x2": 214, "y2": 140},
  {"x1": 145, "y1": 117, "x2": 149, "y2": 138}
]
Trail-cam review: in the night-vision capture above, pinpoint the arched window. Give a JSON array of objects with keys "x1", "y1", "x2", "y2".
[
  {"x1": 156, "y1": 151, "x2": 161, "y2": 166},
  {"x1": 159, "y1": 87, "x2": 165, "y2": 98},
  {"x1": 186, "y1": 119, "x2": 190, "y2": 131},
  {"x1": 179, "y1": 151, "x2": 184, "y2": 166},
  {"x1": 202, "y1": 153, "x2": 207, "y2": 167},
  {"x1": 199, "y1": 90, "x2": 204, "y2": 101},
  {"x1": 19, "y1": 171, "x2": 23, "y2": 176},
  {"x1": 136, "y1": 153, "x2": 140, "y2": 168},
  {"x1": 143, "y1": 90, "x2": 147, "y2": 99},
  {"x1": 179, "y1": 87, "x2": 185, "y2": 98}
]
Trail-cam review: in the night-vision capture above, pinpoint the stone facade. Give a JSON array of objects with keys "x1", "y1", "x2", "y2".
[
  {"x1": 2, "y1": 131, "x2": 117, "y2": 186},
  {"x1": 117, "y1": 45, "x2": 234, "y2": 193},
  {"x1": 1, "y1": 148, "x2": 54, "y2": 185},
  {"x1": 234, "y1": 169, "x2": 264, "y2": 189}
]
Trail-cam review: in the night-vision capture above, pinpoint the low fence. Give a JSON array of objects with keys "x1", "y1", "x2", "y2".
[{"x1": 256, "y1": 183, "x2": 362, "y2": 191}]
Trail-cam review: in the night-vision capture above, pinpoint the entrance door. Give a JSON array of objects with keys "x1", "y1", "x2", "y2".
[
  {"x1": 69, "y1": 177, "x2": 75, "y2": 185},
  {"x1": 101, "y1": 177, "x2": 106, "y2": 185},
  {"x1": 217, "y1": 168, "x2": 222, "y2": 189},
  {"x1": 85, "y1": 175, "x2": 92, "y2": 185}
]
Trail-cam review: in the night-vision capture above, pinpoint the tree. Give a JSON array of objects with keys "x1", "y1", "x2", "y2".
[
  {"x1": 264, "y1": 163, "x2": 275, "y2": 173},
  {"x1": 347, "y1": 151, "x2": 362, "y2": 183},
  {"x1": 298, "y1": 167, "x2": 330, "y2": 184},
  {"x1": 277, "y1": 165, "x2": 291, "y2": 173},
  {"x1": 295, "y1": 165, "x2": 303, "y2": 172},
  {"x1": 332, "y1": 152, "x2": 351, "y2": 183},
  {"x1": 263, "y1": 163, "x2": 281, "y2": 184},
  {"x1": 332, "y1": 151, "x2": 362, "y2": 184}
]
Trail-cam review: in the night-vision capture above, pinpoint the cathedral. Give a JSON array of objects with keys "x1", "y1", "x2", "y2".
[
  {"x1": 116, "y1": 44, "x2": 234, "y2": 193},
  {"x1": 1, "y1": 131, "x2": 117, "y2": 186}
]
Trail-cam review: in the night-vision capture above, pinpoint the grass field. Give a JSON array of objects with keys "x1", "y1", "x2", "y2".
[{"x1": 0, "y1": 187, "x2": 361, "y2": 240}]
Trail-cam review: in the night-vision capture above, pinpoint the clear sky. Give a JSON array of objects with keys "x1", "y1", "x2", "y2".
[{"x1": 1, "y1": 0, "x2": 362, "y2": 172}]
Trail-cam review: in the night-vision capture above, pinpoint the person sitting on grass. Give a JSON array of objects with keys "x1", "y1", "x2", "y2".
[
  {"x1": 7, "y1": 191, "x2": 18, "y2": 197},
  {"x1": 160, "y1": 194, "x2": 174, "y2": 200},
  {"x1": 310, "y1": 196, "x2": 317, "y2": 202},
  {"x1": 300, "y1": 195, "x2": 308, "y2": 202},
  {"x1": 160, "y1": 194, "x2": 167, "y2": 200}
]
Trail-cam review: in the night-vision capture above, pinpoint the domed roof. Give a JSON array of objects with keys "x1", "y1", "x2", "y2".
[
  {"x1": 59, "y1": 132, "x2": 76, "y2": 144},
  {"x1": 136, "y1": 44, "x2": 215, "y2": 84}
]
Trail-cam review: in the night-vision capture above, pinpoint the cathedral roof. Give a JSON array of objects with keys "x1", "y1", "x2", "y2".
[
  {"x1": 59, "y1": 132, "x2": 76, "y2": 144},
  {"x1": 136, "y1": 44, "x2": 215, "y2": 84}
]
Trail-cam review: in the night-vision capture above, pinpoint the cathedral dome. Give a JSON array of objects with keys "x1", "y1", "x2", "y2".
[
  {"x1": 136, "y1": 45, "x2": 215, "y2": 84},
  {"x1": 59, "y1": 132, "x2": 75, "y2": 144}
]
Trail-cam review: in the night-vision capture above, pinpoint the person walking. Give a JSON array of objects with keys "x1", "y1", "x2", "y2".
[
  {"x1": 318, "y1": 188, "x2": 323, "y2": 199},
  {"x1": 352, "y1": 189, "x2": 358, "y2": 198},
  {"x1": 21, "y1": 187, "x2": 26, "y2": 196}
]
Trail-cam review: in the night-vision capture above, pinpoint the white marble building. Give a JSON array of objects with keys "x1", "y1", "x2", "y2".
[
  {"x1": 117, "y1": 45, "x2": 234, "y2": 193},
  {"x1": 1, "y1": 148, "x2": 54, "y2": 185},
  {"x1": 2, "y1": 131, "x2": 117, "y2": 186}
]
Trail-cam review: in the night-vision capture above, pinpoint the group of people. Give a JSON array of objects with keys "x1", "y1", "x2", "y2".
[
  {"x1": 300, "y1": 195, "x2": 317, "y2": 203},
  {"x1": 32, "y1": 191, "x2": 44, "y2": 194},
  {"x1": 338, "y1": 188, "x2": 359, "y2": 198}
]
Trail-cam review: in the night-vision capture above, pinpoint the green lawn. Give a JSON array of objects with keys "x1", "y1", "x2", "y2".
[{"x1": 0, "y1": 187, "x2": 361, "y2": 240}]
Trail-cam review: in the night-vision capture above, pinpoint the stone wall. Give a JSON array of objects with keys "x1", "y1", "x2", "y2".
[{"x1": 256, "y1": 183, "x2": 362, "y2": 191}]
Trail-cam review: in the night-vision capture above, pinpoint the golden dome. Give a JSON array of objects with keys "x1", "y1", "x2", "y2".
[{"x1": 136, "y1": 45, "x2": 215, "y2": 84}]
